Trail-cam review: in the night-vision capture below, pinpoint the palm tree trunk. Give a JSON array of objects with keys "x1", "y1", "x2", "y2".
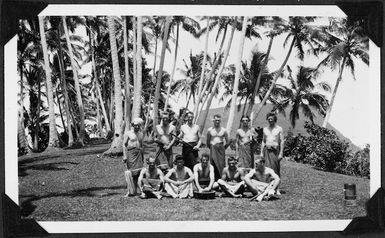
[
  {"x1": 123, "y1": 16, "x2": 131, "y2": 130},
  {"x1": 95, "y1": 87, "x2": 102, "y2": 137},
  {"x1": 56, "y1": 86, "x2": 67, "y2": 135},
  {"x1": 57, "y1": 26, "x2": 74, "y2": 147},
  {"x1": 95, "y1": 77, "x2": 111, "y2": 132},
  {"x1": 62, "y1": 16, "x2": 85, "y2": 146},
  {"x1": 38, "y1": 16, "x2": 60, "y2": 150},
  {"x1": 104, "y1": 16, "x2": 124, "y2": 155},
  {"x1": 242, "y1": 96, "x2": 248, "y2": 116},
  {"x1": 322, "y1": 57, "x2": 347, "y2": 127},
  {"x1": 18, "y1": 63, "x2": 31, "y2": 154},
  {"x1": 132, "y1": 16, "x2": 137, "y2": 107},
  {"x1": 199, "y1": 19, "x2": 236, "y2": 133},
  {"x1": 153, "y1": 16, "x2": 172, "y2": 132},
  {"x1": 164, "y1": 23, "x2": 179, "y2": 111},
  {"x1": 193, "y1": 18, "x2": 210, "y2": 120},
  {"x1": 246, "y1": 35, "x2": 274, "y2": 115},
  {"x1": 226, "y1": 17, "x2": 248, "y2": 135},
  {"x1": 33, "y1": 79, "x2": 41, "y2": 151},
  {"x1": 132, "y1": 16, "x2": 142, "y2": 119},
  {"x1": 253, "y1": 37, "x2": 296, "y2": 120},
  {"x1": 198, "y1": 25, "x2": 228, "y2": 108}
]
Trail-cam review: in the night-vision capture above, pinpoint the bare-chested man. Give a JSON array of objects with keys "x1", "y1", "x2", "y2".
[
  {"x1": 236, "y1": 115, "x2": 258, "y2": 170},
  {"x1": 178, "y1": 112, "x2": 202, "y2": 171},
  {"x1": 154, "y1": 112, "x2": 176, "y2": 170},
  {"x1": 123, "y1": 118, "x2": 144, "y2": 196},
  {"x1": 137, "y1": 157, "x2": 164, "y2": 199},
  {"x1": 217, "y1": 156, "x2": 245, "y2": 198},
  {"x1": 164, "y1": 155, "x2": 194, "y2": 198},
  {"x1": 193, "y1": 153, "x2": 216, "y2": 192},
  {"x1": 206, "y1": 114, "x2": 230, "y2": 179},
  {"x1": 244, "y1": 155, "x2": 280, "y2": 202},
  {"x1": 260, "y1": 112, "x2": 284, "y2": 194}
]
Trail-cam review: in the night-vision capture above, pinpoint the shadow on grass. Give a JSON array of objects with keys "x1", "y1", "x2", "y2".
[
  {"x1": 18, "y1": 162, "x2": 79, "y2": 177},
  {"x1": 20, "y1": 185, "x2": 125, "y2": 217}
]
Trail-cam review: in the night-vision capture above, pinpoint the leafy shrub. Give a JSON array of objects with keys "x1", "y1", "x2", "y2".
[
  {"x1": 344, "y1": 145, "x2": 370, "y2": 178},
  {"x1": 284, "y1": 122, "x2": 351, "y2": 173}
]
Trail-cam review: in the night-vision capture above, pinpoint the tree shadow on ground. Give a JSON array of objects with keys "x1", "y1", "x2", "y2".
[
  {"x1": 18, "y1": 162, "x2": 79, "y2": 177},
  {"x1": 20, "y1": 185, "x2": 125, "y2": 217}
]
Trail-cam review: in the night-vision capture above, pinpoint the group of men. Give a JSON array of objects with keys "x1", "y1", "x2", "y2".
[{"x1": 122, "y1": 111, "x2": 284, "y2": 201}]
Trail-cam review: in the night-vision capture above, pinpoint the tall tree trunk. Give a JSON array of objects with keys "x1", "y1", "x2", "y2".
[
  {"x1": 56, "y1": 86, "x2": 67, "y2": 135},
  {"x1": 164, "y1": 23, "x2": 179, "y2": 111},
  {"x1": 253, "y1": 37, "x2": 296, "y2": 120},
  {"x1": 95, "y1": 77, "x2": 111, "y2": 132},
  {"x1": 123, "y1": 16, "x2": 131, "y2": 131},
  {"x1": 226, "y1": 17, "x2": 248, "y2": 135},
  {"x1": 199, "y1": 19, "x2": 236, "y2": 133},
  {"x1": 132, "y1": 16, "x2": 142, "y2": 119},
  {"x1": 322, "y1": 57, "x2": 347, "y2": 128},
  {"x1": 18, "y1": 64, "x2": 31, "y2": 154},
  {"x1": 62, "y1": 16, "x2": 85, "y2": 146},
  {"x1": 246, "y1": 35, "x2": 274, "y2": 115},
  {"x1": 132, "y1": 16, "x2": 137, "y2": 110},
  {"x1": 39, "y1": 16, "x2": 60, "y2": 150},
  {"x1": 109, "y1": 85, "x2": 114, "y2": 129},
  {"x1": 104, "y1": 16, "x2": 124, "y2": 155},
  {"x1": 193, "y1": 18, "x2": 210, "y2": 119},
  {"x1": 198, "y1": 24, "x2": 228, "y2": 110},
  {"x1": 95, "y1": 86, "x2": 102, "y2": 137},
  {"x1": 241, "y1": 96, "x2": 248, "y2": 116},
  {"x1": 33, "y1": 79, "x2": 41, "y2": 151},
  {"x1": 57, "y1": 26, "x2": 74, "y2": 147},
  {"x1": 153, "y1": 16, "x2": 172, "y2": 132}
]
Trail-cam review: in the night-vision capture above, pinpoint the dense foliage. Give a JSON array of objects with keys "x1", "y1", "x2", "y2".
[{"x1": 284, "y1": 122, "x2": 369, "y2": 177}]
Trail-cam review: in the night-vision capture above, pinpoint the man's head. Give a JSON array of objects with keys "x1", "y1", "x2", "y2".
[
  {"x1": 174, "y1": 155, "x2": 185, "y2": 169},
  {"x1": 146, "y1": 157, "x2": 156, "y2": 170},
  {"x1": 132, "y1": 118, "x2": 143, "y2": 132},
  {"x1": 186, "y1": 112, "x2": 194, "y2": 124},
  {"x1": 200, "y1": 153, "x2": 210, "y2": 167},
  {"x1": 227, "y1": 156, "x2": 238, "y2": 168},
  {"x1": 266, "y1": 112, "x2": 277, "y2": 126},
  {"x1": 240, "y1": 115, "x2": 250, "y2": 128},
  {"x1": 254, "y1": 155, "x2": 265, "y2": 172},
  {"x1": 212, "y1": 114, "x2": 222, "y2": 127},
  {"x1": 161, "y1": 112, "x2": 170, "y2": 125}
]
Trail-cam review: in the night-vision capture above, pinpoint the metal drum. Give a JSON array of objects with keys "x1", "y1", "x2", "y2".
[{"x1": 344, "y1": 183, "x2": 357, "y2": 206}]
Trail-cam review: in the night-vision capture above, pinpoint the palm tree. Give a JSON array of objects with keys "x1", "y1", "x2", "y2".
[
  {"x1": 226, "y1": 17, "x2": 248, "y2": 135},
  {"x1": 38, "y1": 16, "x2": 60, "y2": 149},
  {"x1": 153, "y1": 16, "x2": 172, "y2": 132},
  {"x1": 62, "y1": 16, "x2": 86, "y2": 146},
  {"x1": 253, "y1": 17, "x2": 320, "y2": 120},
  {"x1": 123, "y1": 16, "x2": 131, "y2": 130},
  {"x1": 193, "y1": 18, "x2": 210, "y2": 118},
  {"x1": 163, "y1": 16, "x2": 200, "y2": 111},
  {"x1": 104, "y1": 16, "x2": 124, "y2": 155},
  {"x1": 198, "y1": 17, "x2": 237, "y2": 133},
  {"x1": 271, "y1": 66, "x2": 330, "y2": 127},
  {"x1": 132, "y1": 16, "x2": 142, "y2": 119},
  {"x1": 316, "y1": 17, "x2": 369, "y2": 127}
]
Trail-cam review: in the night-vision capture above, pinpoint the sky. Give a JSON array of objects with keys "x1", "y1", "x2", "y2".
[{"x1": 76, "y1": 16, "x2": 370, "y2": 147}]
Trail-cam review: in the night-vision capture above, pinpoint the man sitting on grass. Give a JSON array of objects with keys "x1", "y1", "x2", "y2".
[
  {"x1": 193, "y1": 153, "x2": 216, "y2": 192},
  {"x1": 164, "y1": 155, "x2": 194, "y2": 198},
  {"x1": 217, "y1": 156, "x2": 245, "y2": 198},
  {"x1": 137, "y1": 157, "x2": 164, "y2": 199},
  {"x1": 243, "y1": 155, "x2": 280, "y2": 202}
]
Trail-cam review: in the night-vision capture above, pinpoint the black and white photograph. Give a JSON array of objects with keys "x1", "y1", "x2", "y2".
[{"x1": 3, "y1": 3, "x2": 382, "y2": 234}]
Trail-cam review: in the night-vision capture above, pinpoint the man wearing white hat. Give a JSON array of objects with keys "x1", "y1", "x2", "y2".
[{"x1": 123, "y1": 118, "x2": 144, "y2": 197}]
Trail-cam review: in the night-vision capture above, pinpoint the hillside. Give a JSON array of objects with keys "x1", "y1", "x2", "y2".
[{"x1": 196, "y1": 103, "x2": 360, "y2": 151}]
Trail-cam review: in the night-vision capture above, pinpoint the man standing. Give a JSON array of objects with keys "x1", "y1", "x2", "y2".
[
  {"x1": 260, "y1": 112, "x2": 284, "y2": 194},
  {"x1": 217, "y1": 156, "x2": 245, "y2": 198},
  {"x1": 154, "y1": 112, "x2": 176, "y2": 170},
  {"x1": 236, "y1": 115, "x2": 257, "y2": 170},
  {"x1": 164, "y1": 155, "x2": 195, "y2": 198},
  {"x1": 137, "y1": 157, "x2": 164, "y2": 199},
  {"x1": 244, "y1": 155, "x2": 280, "y2": 202},
  {"x1": 207, "y1": 114, "x2": 230, "y2": 179},
  {"x1": 193, "y1": 153, "x2": 215, "y2": 192},
  {"x1": 123, "y1": 118, "x2": 144, "y2": 197},
  {"x1": 179, "y1": 112, "x2": 202, "y2": 170}
]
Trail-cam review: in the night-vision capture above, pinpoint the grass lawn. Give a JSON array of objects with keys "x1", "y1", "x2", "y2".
[{"x1": 19, "y1": 142, "x2": 369, "y2": 221}]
